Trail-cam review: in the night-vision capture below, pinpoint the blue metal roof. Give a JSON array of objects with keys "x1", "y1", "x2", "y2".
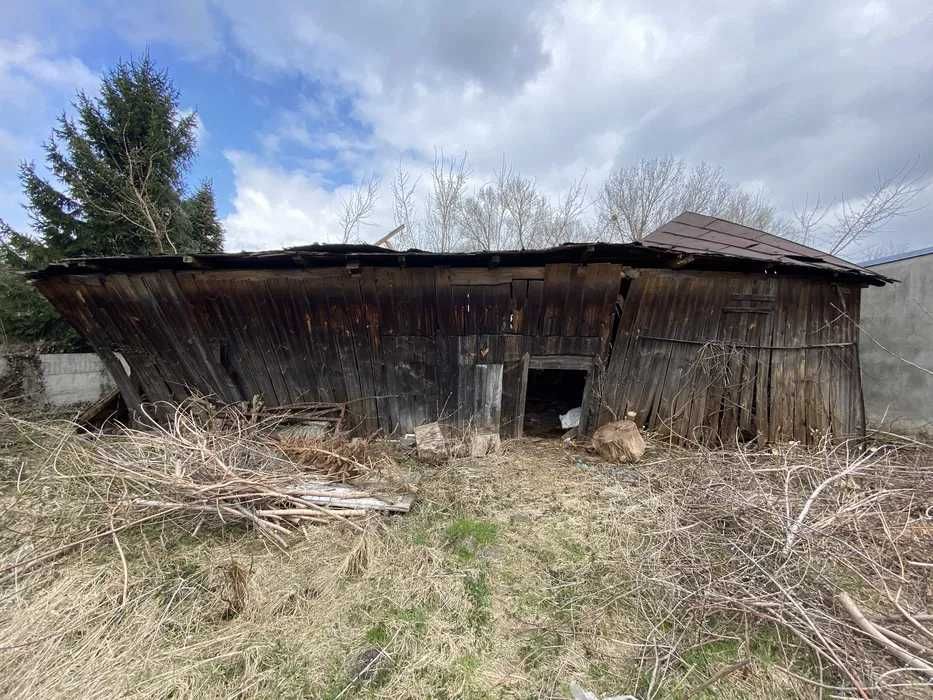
[{"x1": 860, "y1": 246, "x2": 933, "y2": 268}]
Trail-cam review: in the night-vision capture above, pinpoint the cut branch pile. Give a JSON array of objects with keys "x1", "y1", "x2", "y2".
[
  {"x1": 2, "y1": 401, "x2": 416, "y2": 571},
  {"x1": 616, "y1": 437, "x2": 933, "y2": 698}
]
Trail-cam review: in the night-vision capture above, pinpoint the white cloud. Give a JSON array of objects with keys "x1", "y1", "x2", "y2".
[
  {"x1": 6, "y1": 1, "x2": 932, "y2": 253},
  {"x1": 0, "y1": 37, "x2": 99, "y2": 231},
  {"x1": 222, "y1": 151, "x2": 395, "y2": 251}
]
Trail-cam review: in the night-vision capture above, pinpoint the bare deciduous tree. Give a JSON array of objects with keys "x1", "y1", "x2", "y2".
[
  {"x1": 597, "y1": 157, "x2": 780, "y2": 241},
  {"x1": 529, "y1": 174, "x2": 588, "y2": 248},
  {"x1": 338, "y1": 173, "x2": 380, "y2": 244},
  {"x1": 790, "y1": 164, "x2": 926, "y2": 256},
  {"x1": 460, "y1": 182, "x2": 508, "y2": 250},
  {"x1": 391, "y1": 162, "x2": 420, "y2": 249},
  {"x1": 423, "y1": 151, "x2": 469, "y2": 252}
]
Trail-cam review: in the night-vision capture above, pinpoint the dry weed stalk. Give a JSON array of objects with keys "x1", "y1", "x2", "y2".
[
  {"x1": 1, "y1": 400, "x2": 407, "y2": 579},
  {"x1": 617, "y1": 436, "x2": 933, "y2": 699}
]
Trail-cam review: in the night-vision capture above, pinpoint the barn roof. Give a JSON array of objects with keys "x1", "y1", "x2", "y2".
[
  {"x1": 27, "y1": 213, "x2": 892, "y2": 285},
  {"x1": 643, "y1": 211, "x2": 885, "y2": 278}
]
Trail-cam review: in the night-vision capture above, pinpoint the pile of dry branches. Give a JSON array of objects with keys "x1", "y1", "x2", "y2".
[
  {"x1": 2, "y1": 401, "x2": 415, "y2": 579},
  {"x1": 617, "y1": 436, "x2": 933, "y2": 698}
]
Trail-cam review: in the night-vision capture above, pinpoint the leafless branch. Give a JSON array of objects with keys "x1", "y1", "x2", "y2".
[{"x1": 339, "y1": 173, "x2": 380, "y2": 244}]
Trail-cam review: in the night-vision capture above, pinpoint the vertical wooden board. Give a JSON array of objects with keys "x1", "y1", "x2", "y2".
[
  {"x1": 499, "y1": 339, "x2": 527, "y2": 436},
  {"x1": 541, "y1": 264, "x2": 573, "y2": 335},
  {"x1": 341, "y1": 279, "x2": 380, "y2": 433},
  {"x1": 415, "y1": 268, "x2": 437, "y2": 337},
  {"x1": 434, "y1": 268, "x2": 455, "y2": 336},
  {"x1": 457, "y1": 335, "x2": 477, "y2": 427},
  {"x1": 805, "y1": 284, "x2": 828, "y2": 440},
  {"x1": 791, "y1": 281, "x2": 812, "y2": 442},
  {"x1": 299, "y1": 277, "x2": 339, "y2": 403},
  {"x1": 665, "y1": 276, "x2": 711, "y2": 440},
  {"x1": 768, "y1": 278, "x2": 793, "y2": 442},
  {"x1": 419, "y1": 334, "x2": 441, "y2": 425},
  {"x1": 450, "y1": 285, "x2": 476, "y2": 336},
  {"x1": 488, "y1": 283, "x2": 513, "y2": 335},
  {"x1": 653, "y1": 276, "x2": 701, "y2": 436},
  {"x1": 151, "y1": 272, "x2": 241, "y2": 403},
  {"x1": 751, "y1": 278, "x2": 776, "y2": 441},
  {"x1": 105, "y1": 274, "x2": 190, "y2": 402},
  {"x1": 231, "y1": 277, "x2": 292, "y2": 405},
  {"x1": 96, "y1": 275, "x2": 176, "y2": 402},
  {"x1": 638, "y1": 276, "x2": 684, "y2": 430},
  {"x1": 390, "y1": 269, "x2": 414, "y2": 336},
  {"x1": 835, "y1": 285, "x2": 863, "y2": 436},
  {"x1": 560, "y1": 265, "x2": 587, "y2": 337},
  {"x1": 830, "y1": 286, "x2": 847, "y2": 435},
  {"x1": 509, "y1": 279, "x2": 528, "y2": 334},
  {"x1": 581, "y1": 263, "x2": 623, "y2": 338},
  {"x1": 160, "y1": 271, "x2": 238, "y2": 401},
  {"x1": 391, "y1": 335, "x2": 416, "y2": 434},
  {"x1": 273, "y1": 276, "x2": 325, "y2": 402},
  {"x1": 322, "y1": 281, "x2": 367, "y2": 431},
  {"x1": 850, "y1": 288, "x2": 865, "y2": 436},
  {"x1": 599, "y1": 273, "x2": 653, "y2": 424},
  {"x1": 380, "y1": 334, "x2": 402, "y2": 435},
  {"x1": 192, "y1": 275, "x2": 274, "y2": 403},
  {"x1": 435, "y1": 335, "x2": 459, "y2": 422},
  {"x1": 473, "y1": 363, "x2": 504, "y2": 431},
  {"x1": 256, "y1": 275, "x2": 311, "y2": 405},
  {"x1": 359, "y1": 268, "x2": 393, "y2": 427},
  {"x1": 525, "y1": 279, "x2": 544, "y2": 337},
  {"x1": 716, "y1": 311, "x2": 745, "y2": 443},
  {"x1": 477, "y1": 333, "x2": 504, "y2": 364},
  {"x1": 304, "y1": 278, "x2": 349, "y2": 404},
  {"x1": 373, "y1": 267, "x2": 398, "y2": 336},
  {"x1": 173, "y1": 273, "x2": 244, "y2": 403}
]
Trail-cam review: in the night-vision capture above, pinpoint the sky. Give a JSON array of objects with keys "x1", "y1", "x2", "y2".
[{"x1": 2, "y1": 0, "x2": 932, "y2": 258}]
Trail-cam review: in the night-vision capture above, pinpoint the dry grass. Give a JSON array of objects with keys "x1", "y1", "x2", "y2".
[{"x1": 1, "y1": 406, "x2": 931, "y2": 699}]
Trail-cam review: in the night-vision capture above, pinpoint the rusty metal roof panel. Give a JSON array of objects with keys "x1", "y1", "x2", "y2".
[{"x1": 643, "y1": 211, "x2": 888, "y2": 282}]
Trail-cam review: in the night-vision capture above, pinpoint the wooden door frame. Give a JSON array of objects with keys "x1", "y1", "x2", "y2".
[{"x1": 514, "y1": 353, "x2": 595, "y2": 438}]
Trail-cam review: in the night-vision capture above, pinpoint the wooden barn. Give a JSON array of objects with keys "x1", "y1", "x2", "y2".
[{"x1": 29, "y1": 212, "x2": 891, "y2": 444}]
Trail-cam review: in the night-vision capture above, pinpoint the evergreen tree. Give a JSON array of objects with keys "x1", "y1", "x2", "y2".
[{"x1": 0, "y1": 56, "x2": 223, "y2": 348}]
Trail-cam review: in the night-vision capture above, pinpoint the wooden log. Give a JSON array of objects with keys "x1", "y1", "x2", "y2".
[{"x1": 592, "y1": 419, "x2": 646, "y2": 463}]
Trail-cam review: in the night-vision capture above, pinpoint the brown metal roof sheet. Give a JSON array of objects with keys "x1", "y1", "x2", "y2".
[{"x1": 643, "y1": 211, "x2": 883, "y2": 279}]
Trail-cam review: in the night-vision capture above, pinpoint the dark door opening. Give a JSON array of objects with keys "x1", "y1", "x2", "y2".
[{"x1": 522, "y1": 368, "x2": 588, "y2": 437}]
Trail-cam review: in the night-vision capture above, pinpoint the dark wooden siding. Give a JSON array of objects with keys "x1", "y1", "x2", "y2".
[
  {"x1": 35, "y1": 264, "x2": 865, "y2": 443},
  {"x1": 598, "y1": 270, "x2": 864, "y2": 443},
  {"x1": 36, "y1": 263, "x2": 624, "y2": 437}
]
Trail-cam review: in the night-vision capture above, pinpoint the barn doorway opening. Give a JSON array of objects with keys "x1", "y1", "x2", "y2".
[{"x1": 522, "y1": 368, "x2": 588, "y2": 437}]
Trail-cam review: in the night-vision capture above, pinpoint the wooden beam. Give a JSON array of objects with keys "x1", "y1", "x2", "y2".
[{"x1": 528, "y1": 354, "x2": 595, "y2": 370}]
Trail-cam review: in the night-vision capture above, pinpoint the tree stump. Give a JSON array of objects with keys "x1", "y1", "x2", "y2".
[{"x1": 592, "y1": 420, "x2": 646, "y2": 463}]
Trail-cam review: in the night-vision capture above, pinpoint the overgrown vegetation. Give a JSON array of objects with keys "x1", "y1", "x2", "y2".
[{"x1": 1, "y1": 408, "x2": 931, "y2": 698}]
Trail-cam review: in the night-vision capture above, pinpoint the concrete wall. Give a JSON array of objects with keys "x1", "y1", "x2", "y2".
[
  {"x1": 0, "y1": 351, "x2": 115, "y2": 406},
  {"x1": 859, "y1": 253, "x2": 933, "y2": 436}
]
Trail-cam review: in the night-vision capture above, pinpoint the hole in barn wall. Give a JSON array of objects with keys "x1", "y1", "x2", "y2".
[{"x1": 522, "y1": 368, "x2": 587, "y2": 437}]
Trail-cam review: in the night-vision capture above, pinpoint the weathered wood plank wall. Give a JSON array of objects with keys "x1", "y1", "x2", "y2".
[
  {"x1": 37, "y1": 263, "x2": 622, "y2": 437},
  {"x1": 35, "y1": 263, "x2": 865, "y2": 443},
  {"x1": 598, "y1": 269, "x2": 864, "y2": 443}
]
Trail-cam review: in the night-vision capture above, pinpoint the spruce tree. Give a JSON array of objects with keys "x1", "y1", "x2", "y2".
[{"x1": 0, "y1": 56, "x2": 223, "y2": 348}]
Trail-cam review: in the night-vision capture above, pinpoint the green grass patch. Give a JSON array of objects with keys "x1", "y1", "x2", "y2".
[
  {"x1": 444, "y1": 517, "x2": 498, "y2": 561},
  {"x1": 463, "y1": 571, "x2": 492, "y2": 635}
]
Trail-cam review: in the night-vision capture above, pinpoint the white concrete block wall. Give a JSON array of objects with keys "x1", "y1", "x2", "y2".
[{"x1": 38, "y1": 353, "x2": 116, "y2": 406}]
